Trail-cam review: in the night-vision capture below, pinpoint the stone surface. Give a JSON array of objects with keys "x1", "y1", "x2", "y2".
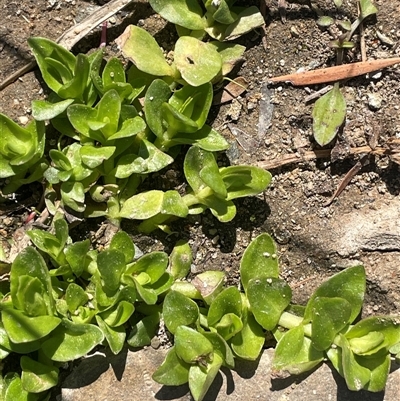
[
  {"x1": 309, "y1": 198, "x2": 400, "y2": 257},
  {"x1": 61, "y1": 347, "x2": 400, "y2": 401}
]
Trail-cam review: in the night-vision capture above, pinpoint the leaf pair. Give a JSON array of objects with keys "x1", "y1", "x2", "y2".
[
  {"x1": 0, "y1": 115, "x2": 47, "y2": 193},
  {"x1": 116, "y1": 25, "x2": 247, "y2": 87},
  {"x1": 149, "y1": 0, "x2": 264, "y2": 42}
]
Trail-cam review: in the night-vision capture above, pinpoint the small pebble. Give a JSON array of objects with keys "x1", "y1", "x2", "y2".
[
  {"x1": 18, "y1": 116, "x2": 29, "y2": 125},
  {"x1": 367, "y1": 93, "x2": 382, "y2": 110}
]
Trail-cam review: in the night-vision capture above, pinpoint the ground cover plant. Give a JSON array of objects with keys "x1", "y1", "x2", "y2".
[
  {"x1": 1, "y1": 0, "x2": 400, "y2": 400},
  {"x1": 0, "y1": 225, "x2": 399, "y2": 400}
]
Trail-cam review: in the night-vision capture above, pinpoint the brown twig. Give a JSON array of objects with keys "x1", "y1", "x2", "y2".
[
  {"x1": 357, "y1": 1, "x2": 367, "y2": 63},
  {"x1": 323, "y1": 154, "x2": 369, "y2": 207},
  {"x1": 258, "y1": 145, "x2": 391, "y2": 170},
  {"x1": 0, "y1": 0, "x2": 132, "y2": 91},
  {"x1": 268, "y1": 58, "x2": 400, "y2": 86}
]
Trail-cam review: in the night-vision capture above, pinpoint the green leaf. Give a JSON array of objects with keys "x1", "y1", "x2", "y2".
[
  {"x1": 127, "y1": 313, "x2": 160, "y2": 347},
  {"x1": 188, "y1": 353, "x2": 222, "y2": 401},
  {"x1": 134, "y1": 279, "x2": 158, "y2": 305},
  {"x1": 231, "y1": 311, "x2": 265, "y2": 361},
  {"x1": 97, "y1": 249, "x2": 126, "y2": 292},
  {"x1": 175, "y1": 37, "x2": 222, "y2": 86},
  {"x1": 64, "y1": 239, "x2": 90, "y2": 277},
  {"x1": 0, "y1": 322, "x2": 41, "y2": 354},
  {"x1": 175, "y1": 326, "x2": 213, "y2": 364},
  {"x1": 96, "y1": 315, "x2": 126, "y2": 355},
  {"x1": 3, "y1": 374, "x2": 40, "y2": 401},
  {"x1": 359, "y1": 0, "x2": 378, "y2": 19},
  {"x1": 0, "y1": 115, "x2": 45, "y2": 180},
  {"x1": 211, "y1": 0, "x2": 237, "y2": 24},
  {"x1": 32, "y1": 98, "x2": 75, "y2": 121},
  {"x1": 116, "y1": 139, "x2": 174, "y2": 177},
  {"x1": 67, "y1": 104, "x2": 99, "y2": 139},
  {"x1": 170, "y1": 281, "x2": 202, "y2": 299},
  {"x1": 207, "y1": 287, "x2": 242, "y2": 327},
  {"x1": 144, "y1": 79, "x2": 171, "y2": 138},
  {"x1": 273, "y1": 325, "x2": 324, "y2": 374},
  {"x1": 304, "y1": 265, "x2": 365, "y2": 324},
  {"x1": 61, "y1": 181, "x2": 85, "y2": 212},
  {"x1": 316, "y1": 16, "x2": 335, "y2": 27},
  {"x1": 169, "y1": 83, "x2": 213, "y2": 129},
  {"x1": 312, "y1": 85, "x2": 346, "y2": 146},
  {"x1": 223, "y1": 6, "x2": 265, "y2": 41},
  {"x1": 152, "y1": 346, "x2": 190, "y2": 386},
  {"x1": 247, "y1": 277, "x2": 292, "y2": 331},
  {"x1": 120, "y1": 190, "x2": 164, "y2": 219},
  {"x1": 169, "y1": 124, "x2": 229, "y2": 151},
  {"x1": 169, "y1": 239, "x2": 192, "y2": 280},
  {"x1": 116, "y1": 25, "x2": 174, "y2": 77},
  {"x1": 215, "y1": 313, "x2": 243, "y2": 340},
  {"x1": 339, "y1": 334, "x2": 371, "y2": 391},
  {"x1": 110, "y1": 231, "x2": 135, "y2": 264},
  {"x1": 221, "y1": 165, "x2": 271, "y2": 200},
  {"x1": 42, "y1": 319, "x2": 104, "y2": 362},
  {"x1": 349, "y1": 331, "x2": 385, "y2": 355},
  {"x1": 28, "y1": 37, "x2": 76, "y2": 93},
  {"x1": 199, "y1": 160, "x2": 227, "y2": 198},
  {"x1": 240, "y1": 233, "x2": 279, "y2": 292},
  {"x1": 191, "y1": 270, "x2": 225, "y2": 305},
  {"x1": 20, "y1": 356, "x2": 59, "y2": 393},
  {"x1": 203, "y1": 331, "x2": 235, "y2": 369},
  {"x1": 161, "y1": 103, "x2": 199, "y2": 134},
  {"x1": 345, "y1": 316, "x2": 400, "y2": 355},
  {"x1": 79, "y1": 146, "x2": 115, "y2": 169},
  {"x1": 362, "y1": 354, "x2": 391, "y2": 392},
  {"x1": 149, "y1": 0, "x2": 206, "y2": 30},
  {"x1": 102, "y1": 57, "x2": 126, "y2": 86},
  {"x1": 58, "y1": 53, "x2": 90, "y2": 100},
  {"x1": 208, "y1": 42, "x2": 245, "y2": 76},
  {"x1": 107, "y1": 116, "x2": 146, "y2": 141},
  {"x1": 184, "y1": 146, "x2": 218, "y2": 194},
  {"x1": 2, "y1": 309, "x2": 61, "y2": 343},
  {"x1": 100, "y1": 301, "x2": 134, "y2": 327},
  {"x1": 96, "y1": 89, "x2": 121, "y2": 139},
  {"x1": 65, "y1": 283, "x2": 89, "y2": 313},
  {"x1": 163, "y1": 291, "x2": 199, "y2": 334},
  {"x1": 311, "y1": 297, "x2": 352, "y2": 351},
  {"x1": 11, "y1": 247, "x2": 55, "y2": 314},
  {"x1": 49, "y1": 149, "x2": 72, "y2": 171},
  {"x1": 15, "y1": 276, "x2": 47, "y2": 317}
]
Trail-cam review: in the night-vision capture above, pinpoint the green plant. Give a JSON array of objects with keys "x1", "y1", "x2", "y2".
[
  {"x1": 149, "y1": 0, "x2": 264, "y2": 41},
  {"x1": 153, "y1": 233, "x2": 400, "y2": 400},
  {"x1": 0, "y1": 115, "x2": 47, "y2": 195},
  {"x1": 0, "y1": 224, "x2": 399, "y2": 400},
  {"x1": 0, "y1": 218, "x2": 182, "y2": 399},
  {"x1": 0, "y1": 36, "x2": 270, "y2": 230},
  {"x1": 312, "y1": 0, "x2": 378, "y2": 146},
  {"x1": 115, "y1": 25, "x2": 246, "y2": 87}
]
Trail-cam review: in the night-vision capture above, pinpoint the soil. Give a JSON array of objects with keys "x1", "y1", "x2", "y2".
[{"x1": 1, "y1": 0, "x2": 400, "y2": 398}]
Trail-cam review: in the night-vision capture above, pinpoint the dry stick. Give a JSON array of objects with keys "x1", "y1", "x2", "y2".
[
  {"x1": 357, "y1": 1, "x2": 367, "y2": 63},
  {"x1": 0, "y1": 0, "x2": 132, "y2": 91},
  {"x1": 258, "y1": 145, "x2": 389, "y2": 170},
  {"x1": 268, "y1": 58, "x2": 400, "y2": 86},
  {"x1": 323, "y1": 154, "x2": 368, "y2": 207}
]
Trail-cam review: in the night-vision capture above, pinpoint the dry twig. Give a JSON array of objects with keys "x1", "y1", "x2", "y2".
[{"x1": 268, "y1": 58, "x2": 400, "y2": 86}]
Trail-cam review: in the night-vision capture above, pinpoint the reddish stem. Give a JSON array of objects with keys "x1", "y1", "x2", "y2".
[{"x1": 100, "y1": 21, "x2": 107, "y2": 48}]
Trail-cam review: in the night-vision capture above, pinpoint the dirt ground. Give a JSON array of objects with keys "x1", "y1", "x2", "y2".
[{"x1": 1, "y1": 0, "x2": 400, "y2": 394}]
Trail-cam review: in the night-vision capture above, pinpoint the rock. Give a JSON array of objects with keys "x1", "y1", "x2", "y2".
[
  {"x1": 62, "y1": 347, "x2": 400, "y2": 400},
  {"x1": 368, "y1": 93, "x2": 382, "y2": 110}
]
